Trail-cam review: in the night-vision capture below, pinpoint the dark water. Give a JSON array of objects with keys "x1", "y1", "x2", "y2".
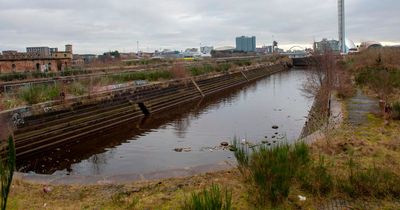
[{"x1": 18, "y1": 69, "x2": 313, "y2": 176}]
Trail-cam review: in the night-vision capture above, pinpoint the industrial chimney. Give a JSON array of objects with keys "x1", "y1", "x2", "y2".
[{"x1": 338, "y1": 0, "x2": 346, "y2": 53}]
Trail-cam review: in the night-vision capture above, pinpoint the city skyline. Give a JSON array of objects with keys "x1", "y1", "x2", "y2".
[{"x1": 1, "y1": 0, "x2": 399, "y2": 54}]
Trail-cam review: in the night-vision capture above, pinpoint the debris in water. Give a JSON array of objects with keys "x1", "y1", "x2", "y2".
[
  {"x1": 174, "y1": 148, "x2": 183, "y2": 152},
  {"x1": 272, "y1": 125, "x2": 279, "y2": 129},
  {"x1": 220, "y1": 142, "x2": 229, "y2": 147},
  {"x1": 183, "y1": 147, "x2": 192, "y2": 152}
]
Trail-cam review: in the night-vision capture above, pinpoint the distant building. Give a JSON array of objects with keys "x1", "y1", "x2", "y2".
[
  {"x1": 236, "y1": 36, "x2": 256, "y2": 52},
  {"x1": 200, "y1": 46, "x2": 214, "y2": 54},
  {"x1": 274, "y1": 48, "x2": 284, "y2": 53},
  {"x1": 155, "y1": 49, "x2": 182, "y2": 59},
  {"x1": 256, "y1": 45, "x2": 275, "y2": 54},
  {"x1": 183, "y1": 48, "x2": 201, "y2": 58},
  {"x1": 26, "y1": 46, "x2": 50, "y2": 57},
  {"x1": 313, "y1": 39, "x2": 340, "y2": 54},
  {"x1": 359, "y1": 41, "x2": 382, "y2": 52},
  {"x1": 0, "y1": 44, "x2": 73, "y2": 73}
]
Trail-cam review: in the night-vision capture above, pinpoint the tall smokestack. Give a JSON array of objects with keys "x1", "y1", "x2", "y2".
[{"x1": 338, "y1": 0, "x2": 346, "y2": 53}]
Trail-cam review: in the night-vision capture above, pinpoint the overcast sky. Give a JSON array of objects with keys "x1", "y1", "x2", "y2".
[{"x1": 0, "y1": 0, "x2": 399, "y2": 54}]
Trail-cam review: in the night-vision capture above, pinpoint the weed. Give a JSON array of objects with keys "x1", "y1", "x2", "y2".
[
  {"x1": 60, "y1": 68, "x2": 89, "y2": 76},
  {"x1": 111, "y1": 192, "x2": 138, "y2": 209},
  {"x1": 110, "y1": 70, "x2": 172, "y2": 82},
  {"x1": 297, "y1": 155, "x2": 333, "y2": 196},
  {"x1": 339, "y1": 157, "x2": 400, "y2": 199},
  {"x1": 182, "y1": 184, "x2": 232, "y2": 210},
  {"x1": 67, "y1": 82, "x2": 87, "y2": 96},
  {"x1": 233, "y1": 140, "x2": 310, "y2": 207},
  {"x1": 0, "y1": 72, "x2": 27, "y2": 82},
  {"x1": 18, "y1": 84, "x2": 61, "y2": 104}
]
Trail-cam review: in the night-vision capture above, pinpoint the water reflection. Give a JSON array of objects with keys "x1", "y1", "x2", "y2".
[{"x1": 17, "y1": 69, "x2": 313, "y2": 176}]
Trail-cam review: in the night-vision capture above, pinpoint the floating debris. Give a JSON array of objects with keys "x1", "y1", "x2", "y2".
[
  {"x1": 174, "y1": 147, "x2": 192, "y2": 152},
  {"x1": 220, "y1": 142, "x2": 229, "y2": 147},
  {"x1": 174, "y1": 148, "x2": 183, "y2": 152},
  {"x1": 272, "y1": 125, "x2": 279, "y2": 129}
]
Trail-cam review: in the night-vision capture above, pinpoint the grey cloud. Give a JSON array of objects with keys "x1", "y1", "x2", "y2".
[{"x1": 0, "y1": 0, "x2": 399, "y2": 53}]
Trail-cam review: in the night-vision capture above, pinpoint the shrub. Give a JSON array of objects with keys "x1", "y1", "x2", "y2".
[
  {"x1": 233, "y1": 140, "x2": 310, "y2": 207},
  {"x1": 0, "y1": 136, "x2": 16, "y2": 210},
  {"x1": 181, "y1": 184, "x2": 232, "y2": 210}
]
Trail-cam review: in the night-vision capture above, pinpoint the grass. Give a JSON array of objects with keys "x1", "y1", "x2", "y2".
[
  {"x1": 233, "y1": 140, "x2": 310, "y2": 207},
  {"x1": 18, "y1": 84, "x2": 61, "y2": 104},
  {"x1": 339, "y1": 158, "x2": 400, "y2": 199},
  {"x1": 60, "y1": 68, "x2": 90, "y2": 77},
  {"x1": 0, "y1": 72, "x2": 27, "y2": 82},
  {"x1": 67, "y1": 82, "x2": 87, "y2": 96},
  {"x1": 109, "y1": 70, "x2": 172, "y2": 82},
  {"x1": 189, "y1": 63, "x2": 231, "y2": 76},
  {"x1": 0, "y1": 68, "x2": 90, "y2": 82},
  {"x1": 181, "y1": 184, "x2": 232, "y2": 210}
]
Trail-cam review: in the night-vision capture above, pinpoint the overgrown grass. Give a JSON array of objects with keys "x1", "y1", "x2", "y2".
[
  {"x1": 297, "y1": 155, "x2": 334, "y2": 196},
  {"x1": 181, "y1": 184, "x2": 232, "y2": 210},
  {"x1": 60, "y1": 68, "x2": 90, "y2": 76},
  {"x1": 18, "y1": 84, "x2": 61, "y2": 104},
  {"x1": 0, "y1": 73, "x2": 27, "y2": 82},
  {"x1": 233, "y1": 140, "x2": 310, "y2": 207},
  {"x1": 338, "y1": 157, "x2": 400, "y2": 199},
  {"x1": 0, "y1": 68, "x2": 91, "y2": 82},
  {"x1": 189, "y1": 63, "x2": 231, "y2": 76},
  {"x1": 233, "y1": 60, "x2": 252, "y2": 67},
  {"x1": 109, "y1": 70, "x2": 172, "y2": 82},
  {"x1": 31, "y1": 71, "x2": 57, "y2": 78},
  {"x1": 356, "y1": 66, "x2": 400, "y2": 89},
  {"x1": 67, "y1": 82, "x2": 87, "y2": 96}
]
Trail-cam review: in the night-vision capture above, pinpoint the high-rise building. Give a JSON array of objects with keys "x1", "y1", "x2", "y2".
[
  {"x1": 338, "y1": 0, "x2": 346, "y2": 53},
  {"x1": 235, "y1": 36, "x2": 256, "y2": 52}
]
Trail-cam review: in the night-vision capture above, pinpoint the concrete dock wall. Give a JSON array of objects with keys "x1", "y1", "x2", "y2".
[{"x1": 1, "y1": 63, "x2": 289, "y2": 158}]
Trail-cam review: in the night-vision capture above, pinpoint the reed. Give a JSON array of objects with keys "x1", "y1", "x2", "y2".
[{"x1": 181, "y1": 184, "x2": 232, "y2": 210}]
